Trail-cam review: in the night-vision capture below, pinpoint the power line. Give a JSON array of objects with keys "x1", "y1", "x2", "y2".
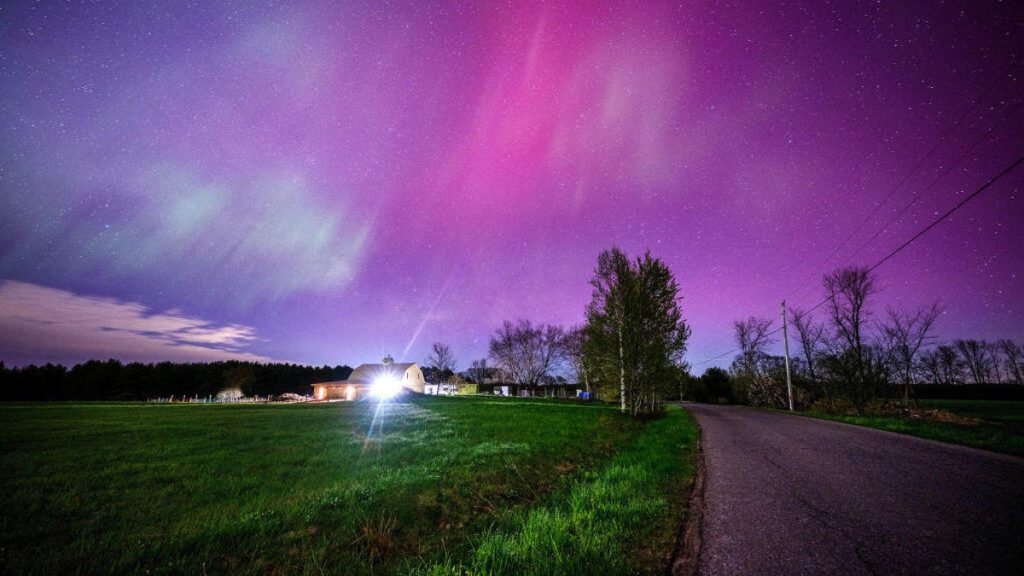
[
  {"x1": 691, "y1": 152, "x2": 1024, "y2": 367},
  {"x1": 864, "y1": 153, "x2": 1024, "y2": 275},
  {"x1": 692, "y1": 62, "x2": 1020, "y2": 369},
  {"x1": 796, "y1": 153, "x2": 1023, "y2": 321},
  {"x1": 844, "y1": 96, "x2": 1024, "y2": 265},
  {"x1": 691, "y1": 343, "x2": 750, "y2": 367},
  {"x1": 784, "y1": 62, "x2": 1017, "y2": 305}
]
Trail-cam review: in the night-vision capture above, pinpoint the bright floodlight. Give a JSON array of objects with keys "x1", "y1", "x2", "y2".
[{"x1": 372, "y1": 375, "x2": 402, "y2": 399}]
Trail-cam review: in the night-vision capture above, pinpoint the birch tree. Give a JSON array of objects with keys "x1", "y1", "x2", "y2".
[
  {"x1": 584, "y1": 248, "x2": 691, "y2": 416},
  {"x1": 584, "y1": 248, "x2": 633, "y2": 412}
]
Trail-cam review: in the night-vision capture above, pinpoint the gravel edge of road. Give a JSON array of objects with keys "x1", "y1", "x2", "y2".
[{"x1": 670, "y1": 411, "x2": 705, "y2": 576}]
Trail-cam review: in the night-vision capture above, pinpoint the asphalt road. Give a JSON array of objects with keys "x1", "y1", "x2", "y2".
[{"x1": 685, "y1": 404, "x2": 1024, "y2": 576}]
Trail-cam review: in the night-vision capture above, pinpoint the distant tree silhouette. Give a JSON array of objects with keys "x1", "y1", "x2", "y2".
[
  {"x1": 881, "y1": 304, "x2": 940, "y2": 406},
  {"x1": 0, "y1": 360, "x2": 352, "y2": 401},
  {"x1": 489, "y1": 319, "x2": 566, "y2": 389},
  {"x1": 699, "y1": 367, "x2": 733, "y2": 403},
  {"x1": 954, "y1": 339, "x2": 996, "y2": 384},
  {"x1": 425, "y1": 342, "x2": 457, "y2": 390}
]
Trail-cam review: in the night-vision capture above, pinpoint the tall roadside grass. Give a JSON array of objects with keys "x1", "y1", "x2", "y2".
[{"x1": 414, "y1": 406, "x2": 699, "y2": 576}]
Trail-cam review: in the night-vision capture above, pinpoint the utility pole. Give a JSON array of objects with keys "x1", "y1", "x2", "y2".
[{"x1": 782, "y1": 300, "x2": 794, "y2": 412}]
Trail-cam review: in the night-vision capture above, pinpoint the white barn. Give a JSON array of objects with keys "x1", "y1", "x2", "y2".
[{"x1": 312, "y1": 355, "x2": 425, "y2": 401}]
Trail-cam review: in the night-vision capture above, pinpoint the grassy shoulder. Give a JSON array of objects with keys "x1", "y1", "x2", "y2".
[
  {"x1": 0, "y1": 397, "x2": 697, "y2": 575},
  {"x1": 804, "y1": 399, "x2": 1024, "y2": 457},
  {"x1": 416, "y1": 405, "x2": 699, "y2": 576}
]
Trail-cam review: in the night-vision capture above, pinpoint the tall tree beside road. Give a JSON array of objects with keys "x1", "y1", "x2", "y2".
[
  {"x1": 584, "y1": 248, "x2": 690, "y2": 416},
  {"x1": 823, "y1": 265, "x2": 880, "y2": 409}
]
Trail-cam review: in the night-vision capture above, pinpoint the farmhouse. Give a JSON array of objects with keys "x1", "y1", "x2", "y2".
[{"x1": 312, "y1": 356, "x2": 425, "y2": 401}]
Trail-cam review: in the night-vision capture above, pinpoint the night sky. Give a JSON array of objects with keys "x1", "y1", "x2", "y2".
[{"x1": 1, "y1": 1, "x2": 1021, "y2": 369}]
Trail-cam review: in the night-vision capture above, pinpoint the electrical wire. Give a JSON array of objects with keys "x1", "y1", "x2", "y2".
[{"x1": 691, "y1": 152, "x2": 1024, "y2": 367}]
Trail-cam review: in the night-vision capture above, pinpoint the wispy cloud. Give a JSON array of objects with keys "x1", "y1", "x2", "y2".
[{"x1": 0, "y1": 280, "x2": 278, "y2": 366}]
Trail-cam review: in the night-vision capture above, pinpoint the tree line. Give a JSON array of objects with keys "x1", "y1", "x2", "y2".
[
  {"x1": 0, "y1": 360, "x2": 352, "y2": 401},
  {"x1": 701, "y1": 265, "x2": 1023, "y2": 412}
]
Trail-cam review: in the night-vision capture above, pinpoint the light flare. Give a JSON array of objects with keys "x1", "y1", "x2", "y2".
[{"x1": 371, "y1": 374, "x2": 403, "y2": 399}]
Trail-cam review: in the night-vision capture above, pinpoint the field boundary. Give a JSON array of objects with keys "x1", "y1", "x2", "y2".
[{"x1": 670, "y1": 412, "x2": 704, "y2": 576}]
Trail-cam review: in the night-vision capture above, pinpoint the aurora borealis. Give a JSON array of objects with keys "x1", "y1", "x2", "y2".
[{"x1": 0, "y1": 1, "x2": 1021, "y2": 368}]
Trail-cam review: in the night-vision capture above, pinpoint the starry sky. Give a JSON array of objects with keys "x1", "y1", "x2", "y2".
[{"x1": 1, "y1": 1, "x2": 1021, "y2": 369}]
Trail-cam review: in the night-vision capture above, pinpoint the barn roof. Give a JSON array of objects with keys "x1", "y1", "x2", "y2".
[
  {"x1": 345, "y1": 362, "x2": 417, "y2": 384},
  {"x1": 312, "y1": 380, "x2": 362, "y2": 387}
]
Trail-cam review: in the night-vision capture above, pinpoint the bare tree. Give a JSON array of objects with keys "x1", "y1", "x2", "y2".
[
  {"x1": 823, "y1": 265, "x2": 879, "y2": 408},
  {"x1": 954, "y1": 339, "x2": 995, "y2": 384},
  {"x1": 881, "y1": 304, "x2": 940, "y2": 405},
  {"x1": 488, "y1": 320, "x2": 565, "y2": 390},
  {"x1": 986, "y1": 342, "x2": 1005, "y2": 383},
  {"x1": 731, "y1": 316, "x2": 778, "y2": 407},
  {"x1": 468, "y1": 358, "x2": 489, "y2": 385},
  {"x1": 824, "y1": 266, "x2": 877, "y2": 366},
  {"x1": 916, "y1": 348, "x2": 944, "y2": 385},
  {"x1": 935, "y1": 344, "x2": 965, "y2": 384},
  {"x1": 426, "y1": 342, "x2": 456, "y2": 394},
  {"x1": 789, "y1": 308, "x2": 826, "y2": 383},
  {"x1": 997, "y1": 339, "x2": 1024, "y2": 384},
  {"x1": 562, "y1": 326, "x2": 591, "y2": 393},
  {"x1": 733, "y1": 316, "x2": 774, "y2": 377}
]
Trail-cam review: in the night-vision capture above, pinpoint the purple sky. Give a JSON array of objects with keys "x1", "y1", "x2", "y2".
[{"x1": 1, "y1": 1, "x2": 1021, "y2": 369}]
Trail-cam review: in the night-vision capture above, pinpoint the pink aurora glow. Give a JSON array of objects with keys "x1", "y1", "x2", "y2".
[{"x1": 0, "y1": 1, "x2": 1021, "y2": 367}]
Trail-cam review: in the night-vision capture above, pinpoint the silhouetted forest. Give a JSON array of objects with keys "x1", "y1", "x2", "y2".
[{"x1": 0, "y1": 360, "x2": 352, "y2": 401}]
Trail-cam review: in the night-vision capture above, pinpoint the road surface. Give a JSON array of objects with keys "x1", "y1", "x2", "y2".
[{"x1": 685, "y1": 404, "x2": 1024, "y2": 576}]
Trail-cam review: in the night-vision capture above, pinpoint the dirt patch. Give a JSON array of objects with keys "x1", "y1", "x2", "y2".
[
  {"x1": 814, "y1": 400, "x2": 983, "y2": 427},
  {"x1": 553, "y1": 460, "x2": 575, "y2": 475},
  {"x1": 870, "y1": 401, "x2": 983, "y2": 426},
  {"x1": 906, "y1": 408, "x2": 981, "y2": 426}
]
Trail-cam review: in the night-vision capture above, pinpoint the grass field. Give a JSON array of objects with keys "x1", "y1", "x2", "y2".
[
  {"x1": 0, "y1": 396, "x2": 698, "y2": 575},
  {"x1": 807, "y1": 399, "x2": 1024, "y2": 457}
]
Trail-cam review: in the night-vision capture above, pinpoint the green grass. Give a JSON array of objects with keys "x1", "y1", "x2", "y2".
[
  {"x1": 414, "y1": 405, "x2": 698, "y2": 576},
  {"x1": 806, "y1": 399, "x2": 1024, "y2": 457},
  {"x1": 0, "y1": 397, "x2": 698, "y2": 575}
]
